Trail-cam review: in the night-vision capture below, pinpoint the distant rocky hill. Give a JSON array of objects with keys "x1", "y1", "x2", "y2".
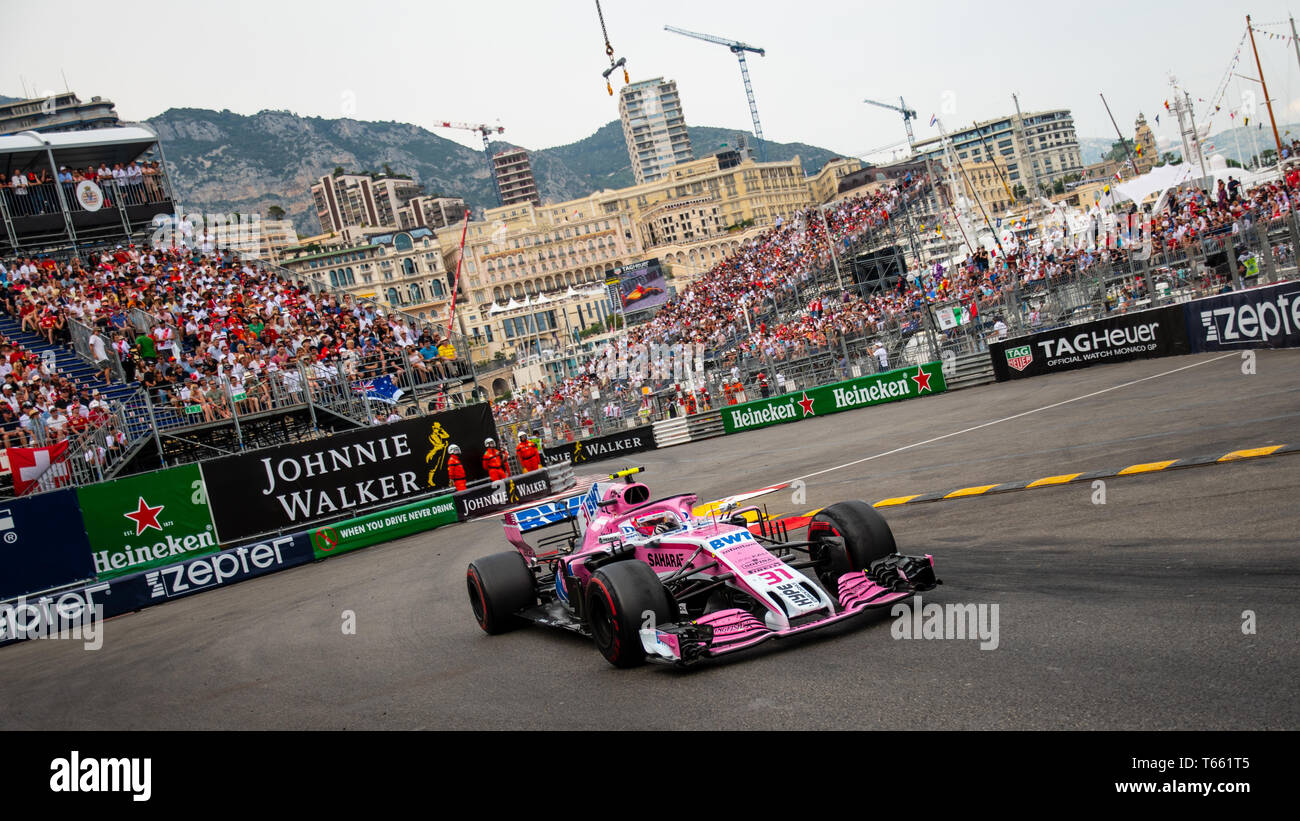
[{"x1": 141, "y1": 108, "x2": 846, "y2": 234}]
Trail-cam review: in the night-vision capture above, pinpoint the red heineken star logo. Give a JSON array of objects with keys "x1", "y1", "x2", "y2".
[
  {"x1": 797, "y1": 392, "x2": 816, "y2": 416},
  {"x1": 124, "y1": 496, "x2": 165, "y2": 536},
  {"x1": 911, "y1": 367, "x2": 933, "y2": 393}
]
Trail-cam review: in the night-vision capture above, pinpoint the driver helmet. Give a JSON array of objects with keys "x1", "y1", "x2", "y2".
[
  {"x1": 519, "y1": 432, "x2": 529, "y2": 442},
  {"x1": 448, "y1": 444, "x2": 461, "y2": 455},
  {"x1": 484, "y1": 437, "x2": 496, "y2": 448}
]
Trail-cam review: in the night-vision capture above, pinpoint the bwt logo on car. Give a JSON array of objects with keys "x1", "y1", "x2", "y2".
[
  {"x1": 1200, "y1": 290, "x2": 1300, "y2": 345},
  {"x1": 708, "y1": 532, "x2": 750, "y2": 551},
  {"x1": 144, "y1": 536, "x2": 297, "y2": 598}
]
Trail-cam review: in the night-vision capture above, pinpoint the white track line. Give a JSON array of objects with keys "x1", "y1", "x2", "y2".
[{"x1": 791, "y1": 353, "x2": 1237, "y2": 484}]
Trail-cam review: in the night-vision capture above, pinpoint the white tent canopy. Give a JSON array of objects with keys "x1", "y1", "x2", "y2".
[{"x1": 1113, "y1": 163, "x2": 1197, "y2": 206}]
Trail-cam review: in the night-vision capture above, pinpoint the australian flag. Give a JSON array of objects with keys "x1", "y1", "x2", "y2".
[{"x1": 354, "y1": 375, "x2": 405, "y2": 405}]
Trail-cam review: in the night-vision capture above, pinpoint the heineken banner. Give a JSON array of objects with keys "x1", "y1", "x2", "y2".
[
  {"x1": 201, "y1": 404, "x2": 497, "y2": 544},
  {"x1": 75, "y1": 464, "x2": 219, "y2": 581},
  {"x1": 454, "y1": 469, "x2": 553, "y2": 520},
  {"x1": 0, "y1": 489, "x2": 96, "y2": 600},
  {"x1": 1182, "y1": 281, "x2": 1300, "y2": 352},
  {"x1": 542, "y1": 428, "x2": 656, "y2": 467},
  {"x1": 990, "y1": 305, "x2": 1188, "y2": 381},
  {"x1": 722, "y1": 362, "x2": 946, "y2": 435},
  {"x1": 309, "y1": 494, "x2": 457, "y2": 560}
]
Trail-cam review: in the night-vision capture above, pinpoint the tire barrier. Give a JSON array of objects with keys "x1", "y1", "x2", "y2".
[{"x1": 946, "y1": 351, "x2": 996, "y2": 390}]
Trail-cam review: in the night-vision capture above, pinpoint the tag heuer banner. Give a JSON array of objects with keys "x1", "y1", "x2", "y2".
[
  {"x1": 75, "y1": 464, "x2": 220, "y2": 581},
  {"x1": 200, "y1": 405, "x2": 497, "y2": 544},
  {"x1": 542, "y1": 428, "x2": 656, "y2": 467},
  {"x1": 309, "y1": 494, "x2": 458, "y2": 560},
  {"x1": 722, "y1": 362, "x2": 946, "y2": 435},
  {"x1": 1182, "y1": 281, "x2": 1300, "y2": 352},
  {"x1": 989, "y1": 305, "x2": 1188, "y2": 381}
]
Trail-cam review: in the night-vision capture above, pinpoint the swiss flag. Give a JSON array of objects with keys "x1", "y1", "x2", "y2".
[{"x1": 7, "y1": 441, "x2": 71, "y2": 495}]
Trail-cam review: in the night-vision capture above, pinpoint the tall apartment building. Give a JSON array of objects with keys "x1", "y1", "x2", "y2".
[
  {"x1": 492, "y1": 148, "x2": 541, "y2": 207},
  {"x1": 402, "y1": 195, "x2": 467, "y2": 230},
  {"x1": 912, "y1": 109, "x2": 1084, "y2": 195},
  {"x1": 311, "y1": 172, "x2": 424, "y2": 234},
  {"x1": 619, "y1": 78, "x2": 694, "y2": 184},
  {"x1": 0, "y1": 92, "x2": 120, "y2": 136}
]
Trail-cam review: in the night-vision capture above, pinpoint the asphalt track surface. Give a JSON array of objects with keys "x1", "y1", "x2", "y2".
[{"x1": 3, "y1": 350, "x2": 1298, "y2": 730}]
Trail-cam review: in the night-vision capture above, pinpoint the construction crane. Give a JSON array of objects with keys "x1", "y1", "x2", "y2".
[
  {"x1": 664, "y1": 24, "x2": 767, "y2": 162},
  {"x1": 863, "y1": 96, "x2": 918, "y2": 152},
  {"x1": 595, "y1": 0, "x2": 630, "y2": 96},
  {"x1": 431, "y1": 120, "x2": 506, "y2": 206}
]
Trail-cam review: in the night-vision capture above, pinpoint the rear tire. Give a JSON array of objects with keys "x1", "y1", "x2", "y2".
[
  {"x1": 467, "y1": 551, "x2": 535, "y2": 634},
  {"x1": 585, "y1": 561, "x2": 674, "y2": 668},
  {"x1": 810, "y1": 501, "x2": 897, "y2": 596}
]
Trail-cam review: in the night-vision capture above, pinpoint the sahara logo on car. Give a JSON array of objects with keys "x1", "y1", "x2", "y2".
[{"x1": 645, "y1": 551, "x2": 685, "y2": 569}]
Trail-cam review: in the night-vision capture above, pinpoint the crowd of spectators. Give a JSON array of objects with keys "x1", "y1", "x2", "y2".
[
  {"x1": 0, "y1": 246, "x2": 465, "y2": 433},
  {"x1": 2, "y1": 163, "x2": 1297, "y2": 450},
  {"x1": 494, "y1": 167, "x2": 1300, "y2": 429},
  {"x1": 0, "y1": 161, "x2": 168, "y2": 217}
]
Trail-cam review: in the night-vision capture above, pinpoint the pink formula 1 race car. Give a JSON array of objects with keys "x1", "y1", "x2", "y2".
[{"x1": 466, "y1": 467, "x2": 939, "y2": 667}]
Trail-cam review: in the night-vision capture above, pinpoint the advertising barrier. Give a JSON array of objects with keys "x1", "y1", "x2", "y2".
[
  {"x1": 542, "y1": 428, "x2": 656, "y2": 467},
  {"x1": 1, "y1": 532, "x2": 314, "y2": 645},
  {"x1": 75, "y1": 464, "x2": 219, "y2": 581},
  {"x1": 201, "y1": 405, "x2": 497, "y2": 543},
  {"x1": 453, "y1": 469, "x2": 553, "y2": 520},
  {"x1": 1182, "y1": 281, "x2": 1300, "y2": 352},
  {"x1": 990, "y1": 305, "x2": 1189, "y2": 381},
  {"x1": 309, "y1": 495, "x2": 457, "y2": 560},
  {"x1": 0, "y1": 489, "x2": 96, "y2": 601},
  {"x1": 722, "y1": 362, "x2": 947, "y2": 435}
]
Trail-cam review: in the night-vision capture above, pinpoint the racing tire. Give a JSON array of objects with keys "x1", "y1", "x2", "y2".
[
  {"x1": 467, "y1": 551, "x2": 536, "y2": 635},
  {"x1": 585, "y1": 560, "x2": 674, "y2": 668},
  {"x1": 810, "y1": 500, "x2": 897, "y2": 596}
]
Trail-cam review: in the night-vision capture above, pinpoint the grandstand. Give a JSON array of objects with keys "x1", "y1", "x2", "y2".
[{"x1": 0, "y1": 126, "x2": 174, "y2": 257}]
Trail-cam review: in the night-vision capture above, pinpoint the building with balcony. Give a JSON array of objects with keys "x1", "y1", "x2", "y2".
[
  {"x1": 619, "y1": 78, "x2": 694, "y2": 184},
  {"x1": 311, "y1": 171, "x2": 424, "y2": 234},
  {"x1": 492, "y1": 149, "x2": 541, "y2": 207}
]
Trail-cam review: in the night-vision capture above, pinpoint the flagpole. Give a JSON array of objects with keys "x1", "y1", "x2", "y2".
[
  {"x1": 446, "y1": 209, "x2": 471, "y2": 340},
  {"x1": 1247, "y1": 15, "x2": 1287, "y2": 179},
  {"x1": 1100, "y1": 93, "x2": 1141, "y2": 178}
]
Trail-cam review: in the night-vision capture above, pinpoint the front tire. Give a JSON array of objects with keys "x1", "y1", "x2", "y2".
[
  {"x1": 467, "y1": 551, "x2": 535, "y2": 634},
  {"x1": 585, "y1": 561, "x2": 674, "y2": 668},
  {"x1": 809, "y1": 500, "x2": 897, "y2": 596}
]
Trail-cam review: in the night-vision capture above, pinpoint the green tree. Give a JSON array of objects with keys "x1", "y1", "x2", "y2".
[{"x1": 266, "y1": 205, "x2": 285, "y2": 220}]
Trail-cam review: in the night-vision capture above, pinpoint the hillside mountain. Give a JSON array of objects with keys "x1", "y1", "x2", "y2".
[{"x1": 142, "y1": 108, "x2": 846, "y2": 235}]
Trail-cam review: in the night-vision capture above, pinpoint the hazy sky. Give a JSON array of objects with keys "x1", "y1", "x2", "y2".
[{"x1": 5, "y1": 0, "x2": 1300, "y2": 161}]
